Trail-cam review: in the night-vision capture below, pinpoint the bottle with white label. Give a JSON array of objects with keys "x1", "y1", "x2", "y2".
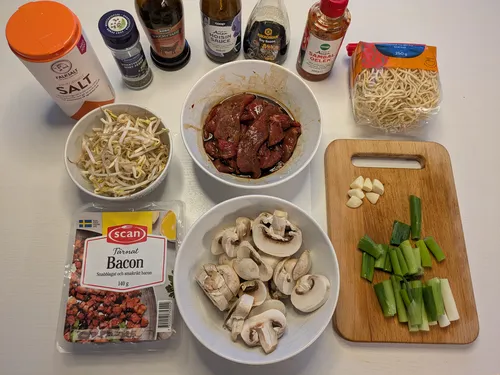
[
  {"x1": 296, "y1": 0, "x2": 351, "y2": 82},
  {"x1": 201, "y1": 0, "x2": 242, "y2": 63}
]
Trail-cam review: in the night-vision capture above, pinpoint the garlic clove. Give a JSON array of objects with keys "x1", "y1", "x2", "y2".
[
  {"x1": 350, "y1": 176, "x2": 364, "y2": 190},
  {"x1": 362, "y1": 178, "x2": 373, "y2": 192},
  {"x1": 346, "y1": 196, "x2": 363, "y2": 209},
  {"x1": 366, "y1": 192, "x2": 380, "y2": 204},
  {"x1": 372, "y1": 179, "x2": 384, "y2": 195},
  {"x1": 348, "y1": 189, "x2": 365, "y2": 199}
]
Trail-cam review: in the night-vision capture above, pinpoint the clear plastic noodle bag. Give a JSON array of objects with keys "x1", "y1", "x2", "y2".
[
  {"x1": 348, "y1": 42, "x2": 442, "y2": 133},
  {"x1": 56, "y1": 201, "x2": 185, "y2": 353}
]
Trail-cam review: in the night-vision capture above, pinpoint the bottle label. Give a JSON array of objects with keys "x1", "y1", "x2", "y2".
[
  {"x1": 114, "y1": 46, "x2": 150, "y2": 80},
  {"x1": 202, "y1": 12, "x2": 241, "y2": 57},
  {"x1": 244, "y1": 21, "x2": 286, "y2": 63},
  {"x1": 146, "y1": 18, "x2": 185, "y2": 59},
  {"x1": 298, "y1": 28, "x2": 343, "y2": 75},
  {"x1": 21, "y1": 32, "x2": 115, "y2": 119}
]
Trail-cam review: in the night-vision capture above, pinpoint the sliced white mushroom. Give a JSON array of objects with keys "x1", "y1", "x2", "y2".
[
  {"x1": 291, "y1": 274, "x2": 330, "y2": 313},
  {"x1": 218, "y1": 254, "x2": 234, "y2": 267},
  {"x1": 348, "y1": 188, "x2": 365, "y2": 199},
  {"x1": 224, "y1": 294, "x2": 254, "y2": 341},
  {"x1": 269, "y1": 280, "x2": 289, "y2": 300},
  {"x1": 241, "y1": 309, "x2": 286, "y2": 354},
  {"x1": 211, "y1": 228, "x2": 227, "y2": 255},
  {"x1": 366, "y1": 192, "x2": 380, "y2": 204},
  {"x1": 221, "y1": 227, "x2": 240, "y2": 257},
  {"x1": 196, "y1": 264, "x2": 239, "y2": 311},
  {"x1": 235, "y1": 217, "x2": 252, "y2": 239},
  {"x1": 270, "y1": 210, "x2": 288, "y2": 237},
  {"x1": 239, "y1": 280, "x2": 268, "y2": 306},
  {"x1": 252, "y1": 212, "x2": 302, "y2": 257},
  {"x1": 372, "y1": 179, "x2": 385, "y2": 195},
  {"x1": 233, "y1": 258, "x2": 260, "y2": 280},
  {"x1": 292, "y1": 250, "x2": 312, "y2": 280},
  {"x1": 236, "y1": 241, "x2": 273, "y2": 281},
  {"x1": 248, "y1": 299, "x2": 287, "y2": 318},
  {"x1": 273, "y1": 258, "x2": 296, "y2": 295},
  {"x1": 362, "y1": 177, "x2": 373, "y2": 192},
  {"x1": 258, "y1": 251, "x2": 281, "y2": 270},
  {"x1": 346, "y1": 196, "x2": 363, "y2": 209},
  {"x1": 350, "y1": 175, "x2": 364, "y2": 189}
]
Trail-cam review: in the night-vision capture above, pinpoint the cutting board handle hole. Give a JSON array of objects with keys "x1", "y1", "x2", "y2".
[{"x1": 351, "y1": 155, "x2": 424, "y2": 169}]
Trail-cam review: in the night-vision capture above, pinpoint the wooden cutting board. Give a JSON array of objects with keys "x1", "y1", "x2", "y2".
[{"x1": 325, "y1": 139, "x2": 479, "y2": 344}]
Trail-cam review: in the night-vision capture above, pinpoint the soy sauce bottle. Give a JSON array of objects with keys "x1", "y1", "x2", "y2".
[
  {"x1": 243, "y1": 0, "x2": 290, "y2": 65},
  {"x1": 135, "y1": 0, "x2": 191, "y2": 71},
  {"x1": 201, "y1": 0, "x2": 242, "y2": 63}
]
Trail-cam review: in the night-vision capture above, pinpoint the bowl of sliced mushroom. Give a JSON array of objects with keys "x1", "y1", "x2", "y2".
[{"x1": 174, "y1": 195, "x2": 339, "y2": 365}]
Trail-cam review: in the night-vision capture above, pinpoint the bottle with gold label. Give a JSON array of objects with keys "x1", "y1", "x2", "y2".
[
  {"x1": 135, "y1": 0, "x2": 191, "y2": 71},
  {"x1": 201, "y1": 0, "x2": 242, "y2": 63},
  {"x1": 243, "y1": 0, "x2": 290, "y2": 65}
]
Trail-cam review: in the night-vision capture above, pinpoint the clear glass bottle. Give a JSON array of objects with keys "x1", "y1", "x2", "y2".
[
  {"x1": 201, "y1": 0, "x2": 242, "y2": 63},
  {"x1": 296, "y1": 0, "x2": 351, "y2": 81},
  {"x1": 243, "y1": 0, "x2": 290, "y2": 65}
]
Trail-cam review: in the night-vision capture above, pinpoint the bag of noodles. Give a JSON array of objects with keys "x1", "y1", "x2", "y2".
[{"x1": 347, "y1": 42, "x2": 441, "y2": 133}]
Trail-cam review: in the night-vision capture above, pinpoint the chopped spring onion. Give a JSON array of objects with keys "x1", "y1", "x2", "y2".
[
  {"x1": 424, "y1": 237, "x2": 446, "y2": 262},
  {"x1": 438, "y1": 313, "x2": 451, "y2": 328},
  {"x1": 357, "y1": 235, "x2": 384, "y2": 259},
  {"x1": 361, "y1": 252, "x2": 375, "y2": 282},
  {"x1": 427, "y1": 278, "x2": 445, "y2": 316},
  {"x1": 389, "y1": 246, "x2": 402, "y2": 276},
  {"x1": 412, "y1": 247, "x2": 423, "y2": 276},
  {"x1": 390, "y1": 275, "x2": 408, "y2": 323},
  {"x1": 440, "y1": 279, "x2": 459, "y2": 321},
  {"x1": 422, "y1": 285, "x2": 438, "y2": 323},
  {"x1": 390, "y1": 221, "x2": 411, "y2": 246},
  {"x1": 76, "y1": 110, "x2": 169, "y2": 197},
  {"x1": 417, "y1": 239, "x2": 432, "y2": 268},
  {"x1": 374, "y1": 280, "x2": 397, "y2": 317},
  {"x1": 396, "y1": 247, "x2": 409, "y2": 276},
  {"x1": 374, "y1": 245, "x2": 388, "y2": 269},
  {"x1": 383, "y1": 248, "x2": 393, "y2": 273},
  {"x1": 409, "y1": 195, "x2": 422, "y2": 240},
  {"x1": 419, "y1": 301, "x2": 430, "y2": 331},
  {"x1": 400, "y1": 240, "x2": 418, "y2": 275},
  {"x1": 408, "y1": 280, "x2": 423, "y2": 326},
  {"x1": 408, "y1": 322, "x2": 419, "y2": 332}
]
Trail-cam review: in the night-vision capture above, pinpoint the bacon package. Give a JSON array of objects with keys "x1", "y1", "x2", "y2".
[{"x1": 57, "y1": 202, "x2": 184, "y2": 352}]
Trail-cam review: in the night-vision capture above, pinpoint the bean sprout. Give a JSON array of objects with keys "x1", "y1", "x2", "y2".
[{"x1": 76, "y1": 109, "x2": 169, "y2": 197}]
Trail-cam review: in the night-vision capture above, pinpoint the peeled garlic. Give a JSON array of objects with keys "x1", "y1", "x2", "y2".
[
  {"x1": 346, "y1": 196, "x2": 363, "y2": 209},
  {"x1": 366, "y1": 192, "x2": 380, "y2": 204},
  {"x1": 348, "y1": 189, "x2": 365, "y2": 199},
  {"x1": 362, "y1": 178, "x2": 373, "y2": 192},
  {"x1": 372, "y1": 179, "x2": 384, "y2": 195},
  {"x1": 350, "y1": 176, "x2": 364, "y2": 190}
]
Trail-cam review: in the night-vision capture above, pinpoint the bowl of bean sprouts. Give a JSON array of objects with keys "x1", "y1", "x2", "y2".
[{"x1": 64, "y1": 103, "x2": 173, "y2": 201}]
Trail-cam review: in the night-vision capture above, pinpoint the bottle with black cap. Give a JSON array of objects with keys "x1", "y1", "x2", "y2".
[
  {"x1": 135, "y1": 0, "x2": 191, "y2": 71},
  {"x1": 99, "y1": 10, "x2": 153, "y2": 90}
]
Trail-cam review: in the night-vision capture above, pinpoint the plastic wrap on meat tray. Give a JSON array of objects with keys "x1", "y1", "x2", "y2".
[
  {"x1": 348, "y1": 42, "x2": 442, "y2": 133},
  {"x1": 56, "y1": 201, "x2": 185, "y2": 353}
]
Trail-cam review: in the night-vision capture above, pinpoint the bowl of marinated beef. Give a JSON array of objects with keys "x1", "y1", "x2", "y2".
[{"x1": 181, "y1": 61, "x2": 321, "y2": 189}]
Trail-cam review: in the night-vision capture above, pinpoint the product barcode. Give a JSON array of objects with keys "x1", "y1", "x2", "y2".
[{"x1": 156, "y1": 300, "x2": 173, "y2": 333}]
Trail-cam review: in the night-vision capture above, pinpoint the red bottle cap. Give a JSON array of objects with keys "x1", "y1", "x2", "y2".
[{"x1": 320, "y1": 0, "x2": 349, "y2": 18}]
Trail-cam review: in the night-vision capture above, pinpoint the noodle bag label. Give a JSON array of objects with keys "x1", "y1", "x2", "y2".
[{"x1": 350, "y1": 42, "x2": 438, "y2": 87}]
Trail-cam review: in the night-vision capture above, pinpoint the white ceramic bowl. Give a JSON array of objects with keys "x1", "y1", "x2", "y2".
[
  {"x1": 181, "y1": 60, "x2": 322, "y2": 189},
  {"x1": 64, "y1": 103, "x2": 173, "y2": 201},
  {"x1": 174, "y1": 195, "x2": 339, "y2": 365}
]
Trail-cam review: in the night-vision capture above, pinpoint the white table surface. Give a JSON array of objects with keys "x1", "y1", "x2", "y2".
[{"x1": 1, "y1": 0, "x2": 499, "y2": 373}]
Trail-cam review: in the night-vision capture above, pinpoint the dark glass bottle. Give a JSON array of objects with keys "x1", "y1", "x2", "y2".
[
  {"x1": 201, "y1": 0, "x2": 242, "y2": 63},
  {"x1": 135, "y1": 0, "x2": 191, "y2": 71},
  {"x1": 243, "y1": 0, "x2": 290, "y2": 65}
]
